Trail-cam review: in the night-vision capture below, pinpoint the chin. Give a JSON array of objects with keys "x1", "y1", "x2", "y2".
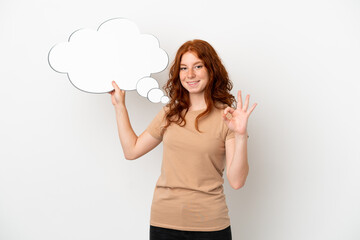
[{"x1": 187, "y1": 89, "x2": 205, "y2": 94}]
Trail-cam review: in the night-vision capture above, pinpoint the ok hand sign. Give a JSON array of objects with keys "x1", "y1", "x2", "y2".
[{"x1": 222, "y1": 90, "x2": 258, "y2": 136}]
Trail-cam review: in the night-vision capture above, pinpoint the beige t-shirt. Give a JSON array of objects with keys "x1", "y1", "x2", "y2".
[{"x1": 146, "y1": 104, "x2": 235, "y2": 231}]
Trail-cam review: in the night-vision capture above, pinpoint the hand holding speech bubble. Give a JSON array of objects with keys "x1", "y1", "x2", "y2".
[{"x1": 48, "y1": 18, "x2": 169, "y2": 103}]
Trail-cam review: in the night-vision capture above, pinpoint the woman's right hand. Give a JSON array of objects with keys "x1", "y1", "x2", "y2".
[{"x1": 109, "y1": 81, "x2": 126, "y2": 108}]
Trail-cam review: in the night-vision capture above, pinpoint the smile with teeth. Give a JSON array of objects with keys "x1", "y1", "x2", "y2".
[{"x1": 187, "y1": 80, "x2": 200, "y2": 87}]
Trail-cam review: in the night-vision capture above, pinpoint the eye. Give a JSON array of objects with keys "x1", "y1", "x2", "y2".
[
  {"x1": 180, "y1": 67, "x2": 187, "y2": 71},
  {"x1": 195, "y1": 65, "x2": 203, "y2": 69}
]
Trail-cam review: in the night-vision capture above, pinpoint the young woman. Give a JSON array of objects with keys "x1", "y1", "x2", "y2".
[{"x1": 109, "y1": 39, "x2": 257, "y2": 240}]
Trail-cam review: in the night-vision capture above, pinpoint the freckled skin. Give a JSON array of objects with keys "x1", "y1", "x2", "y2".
[{"x1": 179, "y1": 52, "x2": 209, "y2": 96}]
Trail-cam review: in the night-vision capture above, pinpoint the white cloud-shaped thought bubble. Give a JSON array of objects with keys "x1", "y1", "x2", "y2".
[{"x1": 48, "y1": 18, "x2": 169, "y2": 103}]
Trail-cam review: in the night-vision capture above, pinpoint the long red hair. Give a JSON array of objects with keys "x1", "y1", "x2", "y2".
[{"x1": 163, "y1": 39, "x2": 235, "y2": 132}]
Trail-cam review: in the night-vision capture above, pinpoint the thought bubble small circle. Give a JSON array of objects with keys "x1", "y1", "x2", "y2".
[
  {"x1": 161, "y1": 96, "x2": 169, "y2": 104},
  {"x1": 136, "y1": 77, "x2": 159, "y2": 97},
  {"x1": 148, "y1": 88, "x2": 164, "y2": 103}
]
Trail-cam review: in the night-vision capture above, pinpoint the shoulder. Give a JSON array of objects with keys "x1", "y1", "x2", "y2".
[
  {"x1": 159, "y1": 105, "x2": 171, "y2": 119},
  {"x1": 163, "y1": 105, "x2": 170, "y2": 113}
]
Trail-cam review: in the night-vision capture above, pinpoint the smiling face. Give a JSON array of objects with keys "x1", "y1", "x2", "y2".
[{"x1": 179, "y1": 51, "x2": 209, "y2": 96}]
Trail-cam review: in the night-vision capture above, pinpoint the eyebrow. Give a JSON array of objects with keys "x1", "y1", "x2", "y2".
[{"x1": 180, "y1": 61, "x2": 203, "y2": 66}]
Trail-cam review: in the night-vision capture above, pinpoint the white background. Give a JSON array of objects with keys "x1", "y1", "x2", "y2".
[{"x1": 1, "y1": 0, "x2": 359, "y2": 239}]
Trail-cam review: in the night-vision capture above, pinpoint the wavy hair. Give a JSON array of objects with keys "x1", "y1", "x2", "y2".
[{"x1": 163, "y1": 39, "x2": 235, "y2": 132}]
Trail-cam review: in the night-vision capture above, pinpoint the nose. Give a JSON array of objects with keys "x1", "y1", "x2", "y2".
[{"x1": 187, "y1": 68, "x2": 195, "y2": 79}]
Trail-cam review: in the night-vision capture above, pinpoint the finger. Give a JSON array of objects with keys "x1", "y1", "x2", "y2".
[
  {"x1": 222, "y1": 113, "x2": 231, "y2": 123},
  {"x1": 111, "y1": 81, "x2": 116, "y2": 91},
  {"x1": 223, "y1": 107, "x2": 235, "y2": 115},
  {"x1": 223, "y1": 107, "x2": 234, "y2": 121},
  {"x1": 237, "y1": 90, "x2": 242, "y2": 110},
  {"x1": 112, "y1": 81, "x2": 120, "y2": 92},
  {"x1": 243, "y1": 94, "x2": 250, "y2": 111},
  {"x1": 248, "y1": 103, "x2": 257, "y2": 115}
]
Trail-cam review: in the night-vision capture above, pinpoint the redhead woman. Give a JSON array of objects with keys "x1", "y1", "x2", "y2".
[{"x1": 109, "y1": 39, "x2": 257, "y2": 240}]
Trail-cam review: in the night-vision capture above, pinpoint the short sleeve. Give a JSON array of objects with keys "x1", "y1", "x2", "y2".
[{"x1": 146, "y1": 107, "x2": 167, "y2": 140}]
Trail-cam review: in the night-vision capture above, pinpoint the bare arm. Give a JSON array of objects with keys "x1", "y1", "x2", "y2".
[
  {"x1": 223, "y1": 90, "x2": 256, "y2": 190},
  {"x1": 225, "y1": 134, "x2": 249, "y2": 190},
  {"x1": 109, "y1": 81, "x2": 162, "y2": 160}
]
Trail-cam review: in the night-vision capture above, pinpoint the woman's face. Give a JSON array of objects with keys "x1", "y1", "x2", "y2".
[{"x1": 179, "y1": 51, "x2": 209, "y2": 96}]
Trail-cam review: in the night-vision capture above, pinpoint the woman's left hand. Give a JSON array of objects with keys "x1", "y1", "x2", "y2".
[{"x1": 222, "y1": 90, "x2": 258, "y2": 136}]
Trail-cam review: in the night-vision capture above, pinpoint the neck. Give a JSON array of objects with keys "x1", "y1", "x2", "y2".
[{"x1": 189, "y1": 92, "x2": 207, "y2": 111}]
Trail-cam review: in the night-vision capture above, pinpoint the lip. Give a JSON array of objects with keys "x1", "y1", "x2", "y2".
[{"x1": 187, "y1": 80, "x2": 200, "y2": 86}]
